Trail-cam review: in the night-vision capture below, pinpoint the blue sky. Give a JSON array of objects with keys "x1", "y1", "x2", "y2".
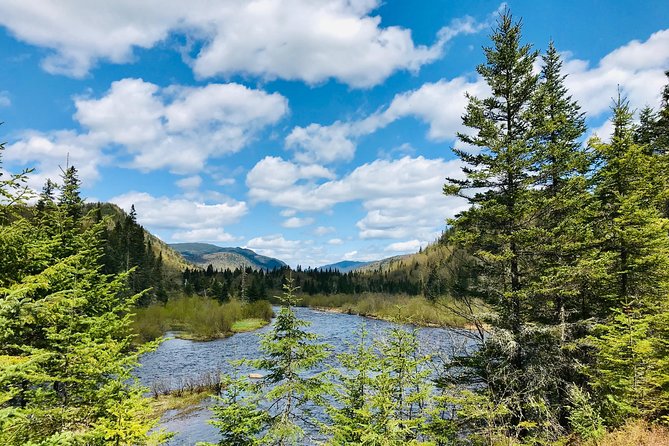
[{"x1": 1, "y1": 0, "x2": 668, "y2": 267}]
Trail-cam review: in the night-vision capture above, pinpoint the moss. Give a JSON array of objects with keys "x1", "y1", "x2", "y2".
[{"x1": 231, "y1": 318, "x2": 269, "y2": 333}]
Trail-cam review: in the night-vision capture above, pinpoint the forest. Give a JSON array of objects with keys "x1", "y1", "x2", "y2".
[{"x1": 1, "y1": 9, "x2": 669, "y2": 446}]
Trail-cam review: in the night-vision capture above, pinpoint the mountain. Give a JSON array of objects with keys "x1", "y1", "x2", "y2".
[
  {"x1": 355, "y1": 254, "x2": 413, "y2": 273},
  {"x1": 316, "y1": 260, "x2": 373, "y2": 273},
  {"x1": 169, "y1": 243, "x2": 287, "y2": 271}
]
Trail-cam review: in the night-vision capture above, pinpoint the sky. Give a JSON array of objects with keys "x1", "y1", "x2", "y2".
[{"x1": 1, "y1": 0, "x2": 668, "y2": 267}]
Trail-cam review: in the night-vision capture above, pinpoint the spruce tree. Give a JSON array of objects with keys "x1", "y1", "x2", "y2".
[
  {"x1": 588, "y1": 95, "x2": 669, "y2": 424},
  {"x1": 209, "y1": 276, "x2": 331, "y2": 445},
  {"x1": 0, "y1": 150, "x2": 166, "y2": 444},
  {"x1": 58, "y1": 165, "x2": 83, "y2": 221},
  {"x1": 442, "y1": 9, "x2": 543, "y2": 439}
]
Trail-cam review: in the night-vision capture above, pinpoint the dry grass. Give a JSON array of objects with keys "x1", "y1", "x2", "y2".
[
  {"x1": 591, "y1": 420, "x2": 669, "y2": 446},
  {"x1": 300, "y1": 292, "x2": 477, "y2": 327}
]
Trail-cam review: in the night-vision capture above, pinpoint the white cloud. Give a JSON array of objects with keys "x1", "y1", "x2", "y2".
[
  {"x1": 284, "y1": 28, "x2": 669, "y2": 165},
  {"x1": 75, "y1": 79, "x2": 288, "y2": 173},
  {"x1": 563, "y1": 29, "x2": 669, "y2": 117},
  {"x1": 8, "y1": 79, "x2": 288, "y2": 178},
  {"x1": 247, "y1": 155, "x2": 468, "y2": 242},
  {"x1": 314, "y1": 226, "x2": 336, "y2": 235},
  {"x1": 245, "y1": 234, "x2": 317, "y2": 265},
  {"x1": 172, "y1": 228, "x2": 239, "y2": 243},
  {"x1": 110, "y1": 191, "x2": 247, "y2": 234},
  {"x1": 4, "y1": 130, "x2": 108, "y2": 190},
  {"x1": 328, "y1": 238, "x2": 344, "y2": 245},
  {"x1": 385, "y1": 239, "x2": 421, "y2": 253},
  {"x1": 176, "y1": 175, "x2": 202, "y2": 190},
  {"x1": 285, "y1": 76, "x2": 488, "y2": 163},
  {"x1": 0, "y1": 91, "x2": 10, "y2": 107},
  {"x1": 282, "y1": 216, "x2": 315, "y2": 228},
  {"x1": 0, "y1": 0, "x2": 491, "y2": 86},
  {"x1": 285, "y1": 122, "x2": 356, "y2": 164}
]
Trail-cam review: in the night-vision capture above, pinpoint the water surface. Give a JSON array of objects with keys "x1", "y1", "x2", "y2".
[{"x1": 135, "y1": 306, "x2": 466, "y2": 445}]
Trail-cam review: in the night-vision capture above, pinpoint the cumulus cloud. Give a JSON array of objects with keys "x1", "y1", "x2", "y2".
[
  {"x1": 328, "y1": 238, "x2": 344, "y2": 245},
  {"x1": 282, "y1": 216, "x2": 315, "y2": 228},
  {"x1": 385, "y1": 239, "x2": 421, "y2": 253},
  {"x1": 110, "y1": 191, "x2": 247, "y2": 242},
  {"x1": 563, "y1": 29, "x2": 669, "y2": 117},
  {"x1": 285, "y1": 76, "x2": 488, "y2": 164},
  {"x1": 4, "y1": 130, "x2": 109, "y2": 190},
  {"x1": 7, "y1": 79, "x2": 287, "y2": 178},
  {"x1": 245, "y1": 234, "x2": 324, "y2": 265},
  {"x1": 0, "y1": 91, "x2": 10, "y2": 107},
  {"x1": 0, "y1": 0, "x2": 491, "y2": 86},
  {"x1": 285, "y1": 28, "x2": 669, "y2": 165},
  {"x1": 247, "y1": 155, "x2": 468, "y2": 242},
  {"x1": 171, "y1": 228, "x2": 239, "y2": 243},
  {"x1": 76, "y1": 79, "x2": 288, "y2": 173},
  {"x1": 314, "y1": 226, "x2": 336, "y2": 236},
  {"x1": 176, "y1": 175, "x2": 202, "y2": 190}
]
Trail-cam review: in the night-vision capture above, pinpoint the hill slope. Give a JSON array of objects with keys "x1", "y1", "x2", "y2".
[
  {"x1": 90, "y1": 202, "x2": 195, "y2": 277},
  {"x1": 170, "y1": 243, "x2": 287, "y2": 271},
  {"x1": 316, "y1": 260, "x2": 372, "y2": 273}
]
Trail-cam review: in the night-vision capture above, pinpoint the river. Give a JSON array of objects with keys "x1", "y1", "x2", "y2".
[{"x1": 135, "y1": 306, "x2": 469, "y2": 445}]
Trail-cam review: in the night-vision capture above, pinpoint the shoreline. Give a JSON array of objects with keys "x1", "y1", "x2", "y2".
[
  {"x1": 170, "y1": 317, "x2": 271, "y2": 342},
  {"x1": 304, "y1": 305, "x2": 476, "y2": 330}
]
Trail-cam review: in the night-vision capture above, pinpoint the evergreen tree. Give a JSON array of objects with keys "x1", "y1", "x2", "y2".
[
  {"x1": 35, "y1": 179, "x2": 56, "y2": 213},
  {"x1": 442, "y1": 9, "x2": 545, "y2": 439},
  {"x1": 0, "y1": 151, "x2": 166, "y2": 444},
  {"x1": 209, "y1": 276, "x2": 331, "y2": 445},
  {"x1": 588, "y1": 96, "x2": 669, "y2": 424},
  {"x1": 58, "y1": 165, "x2": 83, "y2": 221}
]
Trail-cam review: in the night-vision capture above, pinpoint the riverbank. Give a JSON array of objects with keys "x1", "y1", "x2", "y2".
[
  {"x1": 174, "y1": 317, "x2": 270, "y2": 341},
  {"x1": 298, "y1": 293, "x2": 481, "y2": 328},
  {"x1": 133, "y1": 297, "x2": 273, "y2": 342}
]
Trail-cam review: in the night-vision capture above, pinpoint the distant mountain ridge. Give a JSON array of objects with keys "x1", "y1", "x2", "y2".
[
  {"x1": 316, "y1": 260, "x2": 372, "y2": 273},
  {"x1": 169, "y1": 243, "x2": 287, "y2": 271}
]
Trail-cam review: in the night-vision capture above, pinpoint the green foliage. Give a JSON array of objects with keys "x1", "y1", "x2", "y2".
[
  {"x1": 0, "y1": 152, "x2": 167, "y2": 444},
  {"x1": 566, "y1": 385, "x2": 605, "y2": 442},
  {"x1": 326, "y1": 326, "x2": 433, "y2": 445},
  {"x1": 206, "y1": 374, "x2": 268, "y2": 446},
  {"x1": 209, "y1": 277, "x2": 332, "y2": 445}
]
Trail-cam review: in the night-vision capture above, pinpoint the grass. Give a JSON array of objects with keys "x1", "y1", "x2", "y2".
[
  {"x1": 588, "y1": 420, "x2": 669, "y2": 446},
  {"x1": 148, "y1": 391, "x2": 211, "y2": 421},
  {"x1": 299, "y1": 292, "x2": 481, "y2": 328},
  {"x1": 231, "y1": 318, "x2": 268, "y2": 332},
  {"x1": 133, "y1": 297, "x2": 273, "y2": 342}
]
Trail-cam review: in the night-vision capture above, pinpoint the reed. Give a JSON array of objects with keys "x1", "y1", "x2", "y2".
[{"x1": 133, "y1": 297, "x2": 273, "y2": 342}]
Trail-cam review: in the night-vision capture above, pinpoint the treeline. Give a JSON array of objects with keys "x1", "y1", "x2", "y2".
[
  {"x1": 180, "y1": 258, "x2": 451, "y2": 301},
  {"x1": 0, "y1": 163, "x2": 167, "y2": 443}
]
